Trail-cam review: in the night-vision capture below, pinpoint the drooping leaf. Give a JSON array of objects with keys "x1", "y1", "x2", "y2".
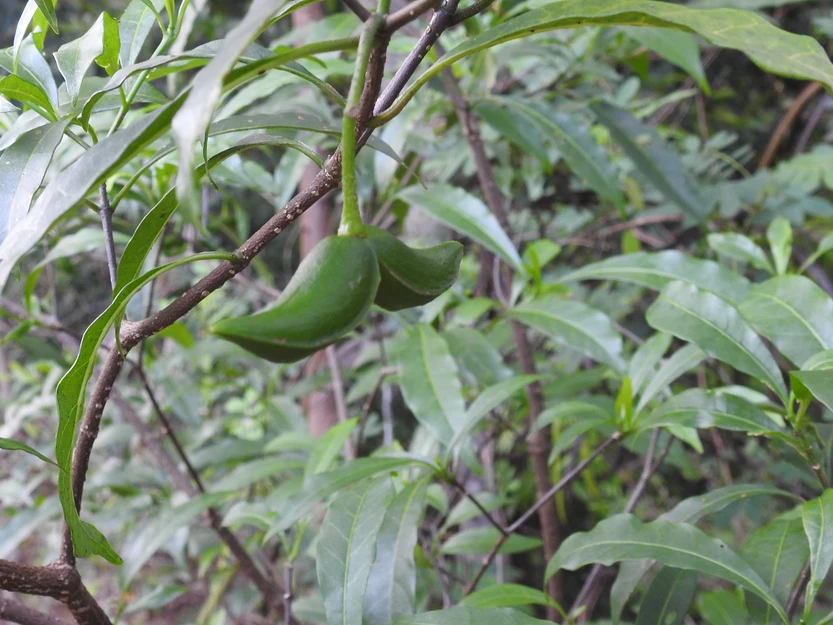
[
  {"x1": 638, "y1": 389, "x2": 783, "y2": 434},
  {"x1": 0, "y1": 437, "x2": 58, "y2": 467},
  {"x1": 509, "y1": 297, "x2": 625, "y2": 373},
  {"x1": 399, "y1": 184, "x2": 526, "y2": 277},
  {"x1": 0, "y1": 96, "x2": 185, "y2": 295},
  {"x1": 395, "y1": 608, "x2": 552, "y2": 625},
  {"x1": 741, "y1": 515, "x2": 809, "y2": 625},
  {"x1": 547, "y1": 515, "x2": 787, "y2": 623},
  {"x1": 629, "y1": 333, "x2": 672, "y2": 396},
  {"x1": 739, "y1": 275, "x2": 833, "y2": 367},
  {"x1": 0, "y1": 120, "x2": 68, "y2": 246},
  {"x1": 557, "y1": 251, "x2": 751, "y2": 305},
  {"x1": 120, "y1": 491, "x2": 230, "y2": 586},
  {"x1": 440, "y1": 528, "x2": 542, "y2": 555},
  {"x1": 271, "y1": 457, "x2": 435, "y2": 534},
  {"x1": 592, "y1": 102, "x2": 704, "y2": 220},
  {"x1": 636, "y1": 344, "x2": 706, "y2": 414},
  {"x1": 802, "y1": 490, "x2": 833, "y2": 619},
  {"x1": 364, "y1": 481, "x2": 428, "y2": 625},
  {"x1": 646, "y1": 281, "x2": 787, "y2": 402},
  {"x1": 394, "y1": 325, "x2": 466, "y2": 442},
  {"x1": 459, "y1": 584, "x2": 556, "y2": 610},
  {"x1": 767, "y1": 217, "x2": 792, "y2": 275},
  {"x1": 54, "y1": 14, "x2": 106, "y2": 104},
  {"x1": 318, "y1": 478, "x2": 395, "y2": 625},
  {"x1": 55, "y1": 251, "x2": 232, "y2": 563},
  {"x1": 708, "y1": 233, "x2": 774, "y2": 274},
  {"x1": 626, "y1": 27, "x2": 709, "y2": 93},
  {"x1": 635, "y1": 566, "x2": 698, "y2": 625}
]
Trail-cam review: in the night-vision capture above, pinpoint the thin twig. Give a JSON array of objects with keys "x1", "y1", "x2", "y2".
[
  {"x1": 325, "y1": 345, "x2": 355, "y2": 459},
  {"x1": 758, "y1": 82, "x2": 823, "y2": 171},
  {"x1": 343, "y1": 0, "x2": 372, "y2": 21},
  {"x1": 787, "y1": 561, "x2": 811, "y2": 622},
  {"x1": 98, "y1": 184, "x2": 118, "y2": 291},
  {"x1": 450, "y1": 0, "x2": 493, "y2": 24},
  {"x1": 0, "y1": 593, "x2": 68, "y2": 625},
  {"x1": 449, "y1": 477, "x2": 507, "y2": 536},
  {"x1": 283, "y1": 564, "x2": 294, "y2": 625},
  {"x1": 385, "y1": 0, "x2": 442, "y2": 31}
]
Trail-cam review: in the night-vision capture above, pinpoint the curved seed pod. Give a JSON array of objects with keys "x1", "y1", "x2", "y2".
[
  {"x1": 365, "y1": 226, "x2": 463, "y2": 311},
  {"x1": 211, "y1": 235, "x2": 379, "y2": 363}
]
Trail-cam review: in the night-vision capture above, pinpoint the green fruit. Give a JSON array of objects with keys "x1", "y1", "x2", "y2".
[
  {"x1": 364, "y1": 226, "x2": 463, "y2": 311},
  {"x1": 211, "y1": 235, "x2": 380, "y2": 363}
]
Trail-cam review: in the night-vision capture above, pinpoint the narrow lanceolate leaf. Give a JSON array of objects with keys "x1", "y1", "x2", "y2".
[
  {"x1": 802, "y1": 490, "x2": 833, "y2": 618},
  {"x1": 626, "y1": 28, "x2": 709, "y2": 93},
  {"x1": 440, "y1": 528, "x2": 542, "y2": 555},
  {"x1": 741, "y1": 515, "x2": 809, "y2": 625},
  {"x1": 474, "y1": 100, "x2": 551, "y2": 171},
  {"x1": 638, "y1": 389, "x2": 783, "y2": 434},
  {"x1": 0, "y1": 120, "x2": 69, "y2": 245},
  {"x1": 592, "y1": 102, "x2": 704, "y2": 220},
  {"x1": 54, "y1": 14, "x2": 106, "y2": 104},
  {"x1": 395, "y1": 608, "x2": 553, "y2": 625},
  {"x1": 305, "y1": 418, "x2": 359, "y2": 481},
  {"x1": 119, "y1": 0, "x2": 165, "y2": 67},
  {"x1": 629, "y1": 333, "x2": 672, "y2": 396},
  {"x1": 509, "y1": 297, "x2": 625, "y2": 373},
  {"x1": 492, "y1": 98, "x2": 625, "y2": 209},
  {"x1": 120, "y1": 491, "x2": 230, "y2": 587},
  {"x1": 459, "y1": 584, "x2": 556, "y2": 610},
  {"x1": 767, "y1": 217, "x2": 792, "y2": 276},
  {"x1": 399, "y1": 184, "x2": 526, "y2": 277},
  {"x1": 636, "y1": 344, "x2": 706, "y2": 414},
  {"x1": 0, "y1": 96, "x2": 184, "y2": 294},
  {"x1": 317, "y1": 478, "x2": 395, "y2": 625},
  {"x1": 394, "y1": 325, "x2": 466, "y2": 442},
  {"x1": 611, "y1": 485, "x2": 800, "y2": 624},
  {"x1": 55, "y1": 252, "x2": 231, "y2": 563},
  {"x1": 635, "y1": 566, "x2": 698, "y2": 625},
  {"x1": 0, "y1": 75, "x2": 54, "y2": 118},
  {"x1": 739, "y1": 275, "x2": 833, "y2": 367},
  {"x1": 364, "y1": 481, "x2": 428, "y2": 625},
  {"x1": 646, "y1": 281, "x2": 787, "y2": 402},
  {"x1": 0, "y1": 437, "x2": 58, "y2": 467},
  {"x1": 708, "y1": 232, "x2": 774, "y2": 274},
  {"x1": 546, "y1": 515, "x2": 787, "y2": 623},
  {"x1": 173, "y1": 0, "x2": 286, "y2": 217},
  {"x1": 557, "y1": 251, "x2": 751, "y2": 305},
  {"x1": 0, "y1": 36, "x2": 58, "y2": 109}
]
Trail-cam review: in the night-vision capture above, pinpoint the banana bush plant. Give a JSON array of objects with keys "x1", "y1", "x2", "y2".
[{"x1": 2, "y1": 0, "x2": 833, "y2": 623}]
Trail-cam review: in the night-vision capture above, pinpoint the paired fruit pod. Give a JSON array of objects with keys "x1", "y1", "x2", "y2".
[
  {"x1": 211, "y1": 235, "x2": 380, "y2": 363},
  {"x1": 364, "y1": 226, "x2": 463, "y2": 311}
]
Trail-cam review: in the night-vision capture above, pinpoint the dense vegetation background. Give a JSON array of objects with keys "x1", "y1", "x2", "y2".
[{"x1": 3, "y1": 0, "x2": 833, "y2": 624}]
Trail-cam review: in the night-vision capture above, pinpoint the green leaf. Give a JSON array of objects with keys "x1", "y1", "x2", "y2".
[
  {"x1": 0, "y1": 97, "x2": 184, "y2": 295},
  {"x1": 55, "y1": 251, "x2": 232, "y2": 563},
  {"x1": 0, "y1": 75, "x2": 54, "y2": 117},
  {"x1": 474, "y1": 100, "x2": 551, "y2": 171},
  {"x1": 802, "y1": 490, "x2": 833, "y2": 619},
  {"x1": 534, "y1": 399, "x2": 613, "y2": 433},
  {"x1": 121, "y1": 491, "x2": 229, "y2": 587},
  {"x1": 636, "y1": 344, "x2": 706, "y2": 414},
  {"x1": 0, "y1": 437, "x2": 58, "y2": 467},
  {"x1": 448, "y1": 375, "x2": 541, "y2": 452},
  {"x1": 271, "y1": 457, "x2": 435, "y2": 534},
  {"x1": 95, "y1": 13, "x2": 120, "y2": 75},
  {"x1": 394, "y1": 325, "x2": 466, "y2": 442},
  {"x1": 767, "y1": 217, "x2": 792, "y2": 275},
  {"x1": 0, "y1": 36, "x2": 58, "y2": 109},
  {"x1": 440, "y1": 528, "x2": 542, "y2": 555},
  {"x1": 738, "y1": 275, "x2": 833, "y2": 367},
  {"x1": 305, "y1": 418, "x2": 359, "y2": 480},
  {"x1": 172, "y1": 0, "x2": 287, "y2": 217},
  {"x1": 442, "y1": 493, "x2": 507, "y2": 531},
  {"x1": 395, "y1": 608, "x2": 552, "y2": 625},
  {"x1": 0, "y1": 95, "x2": 18, "y2": 113},
  {"x1": 638, "y1": 389, "x2": 783, "y2": 434},
  {"x1": 546, "y1": 515, "x2": 787, "y2": 623},
  {"x1": 509, "y1": 296, "x2": 625, "y2": 373},
  {"x1": 364, "y1": 481, "x2": 428, "y2": 625},
  {"x1": 318, "y1": 478, "x2": 395, "y2": 625},
  {"x1": 498, "y1": 98, "x2": 625, "y2": 210},
  {"x1": 646, "y1": 281, "x2": 787, "y2": 402},
  {"x1": 33, "y1": 0, "x2": 58, "y2": 34},
  {"x1": 54, "y1": 14, "x2": 106, "y2": 104},
  {"x1": 459, "y1": 584, "x2": 556, "y2": 610},
  {"x1": 445, "y1": 328, "x2": 512, "y2": 387},
  {"x1": 557, "y1": 251, "x2": 751, "y2": 305},
  {"x1": 741, "y1": 515, "x2": 809, "y2": 625},
  {"x1": 211, "y1": 456, "x2": 304, "y2": 492},
  {"x1": 399, "y1": 184, "x2": 526, "y2": 277},
  {"x1": 708, "y1": 233, "x2": 774, "y2": 273},
  {"x1": 791, "y1": 370, "x2": 833, "y2": 413},
  {"x1": 592, "y1": 102, "x2": 704, "y2": 220},
  {"x1": 626, "y1": 27, "x2": 710, "y2": 93},
  {"x1": 119, "y1": 0, "x2": 164, "y2": 68},
  {"x1": 635, "y1": 566, "x2": 698, "y2": 625},
  {"x1": 629, "y1": 333, "x2": 672, "y2": 396},
  {"x1": 696, "y1": 590, "x2": 748, "y2": 625},
  {"x1": 0, "y1": 120, "x2": 68, "y2": 246}
]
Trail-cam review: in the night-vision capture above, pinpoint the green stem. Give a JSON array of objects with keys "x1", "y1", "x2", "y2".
[{"x1": 339, "y1": 14, "x2": 384, "y2": 237}]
